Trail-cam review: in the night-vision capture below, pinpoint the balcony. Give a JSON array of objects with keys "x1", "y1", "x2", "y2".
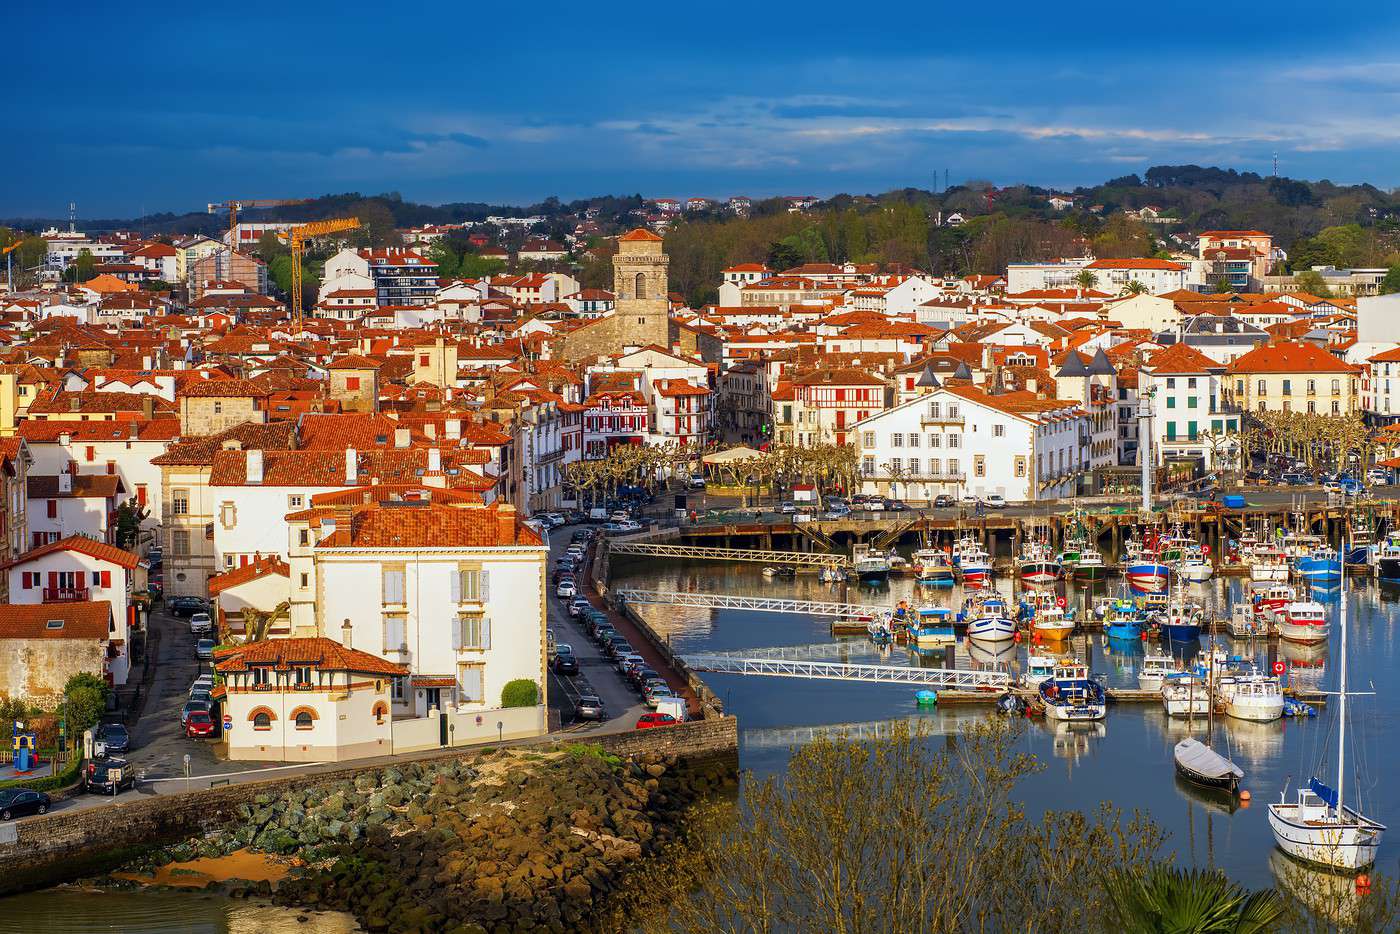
[
  {"x1": 43, "y1": 586, "x2": 90, "y2": 603},
  {"x1": 920, "y1": 415, "x2": 965, "y2": 428}
]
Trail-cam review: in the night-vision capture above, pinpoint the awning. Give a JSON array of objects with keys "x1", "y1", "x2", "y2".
[
  {"x1": 702, "y1": 446, "x2": 763, "y2": 465},
  {"x1": 412, "y1": 676, "x2": 456, "y2": 688}
]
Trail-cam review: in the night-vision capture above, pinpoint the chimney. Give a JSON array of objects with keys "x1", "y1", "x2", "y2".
[
  {"x1": 394, "y1": 427, "x2": 410, "y2": 449},
  {"x1": 58, "y1": 471, "x2": 72, "y2": 494},
  {"x1": 427, "y1": 447, "x2": 441, "y2": 473},
  {"x1": 340, "y1": 618, "x2": 353, "y2": 650},
  {"x1": 69, "y1": 396, "x2": 81, "y2": 413},
  {"x1": 424, "y1": 422, "x2": 437, "y2": 439},
  {"x1": 141, "y1": 396, "x2": 154, "y2": 420},
  {"x1": 142, "y1": 355, "x2": 151, "y2": 369},
  {"x1": 58, "y1": 432, "x2": 71, "y2": 447},
  {"x1": 497, "y1": 503, "x2": 517, "y2": 543},
  {"x1": 246, "y1": 449, "x2": 264, "y2": 484},
  {"x1": 345, "y1": 447, "x2": 357, "y2": 483},
  {"x1": 445, "y1": 418, "x2": 462, "y2": 440}
]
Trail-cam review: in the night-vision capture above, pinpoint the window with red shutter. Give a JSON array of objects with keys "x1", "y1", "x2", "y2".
[
  {"x1": 136, "y1": 484, "x2": 147, "y2": 506},
  {"x1": 419, "y1": 355, "x2": 430, "y2": 366},
  {"x1": 101, "y1": 570, "x2": 111, "y2": 589},
  {"x1": 107, "y1": 461, "x2": 115, "y2": 475},
  {"x1": 47, "y1": 500, "x2": 57, "y2": 519},
  {"x1": 21, "y1": 572, "x2": 30, "y2": 589},
  {"x1": 85, "y1": 446, "x2": 95, "y2": 462},
  {"x1": 345, "y1": 377, "x2": 361, "y2": 391}
]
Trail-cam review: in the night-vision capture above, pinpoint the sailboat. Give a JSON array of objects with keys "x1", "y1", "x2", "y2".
[
  {"x1": 1173, "y1": 640, "x2": 1245, "y2": 794},
  {"x1": 1268, "y1": 560, "x2": 1386, "y2": 871}
]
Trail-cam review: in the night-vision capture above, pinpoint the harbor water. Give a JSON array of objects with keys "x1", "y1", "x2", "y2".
[{"x1": 611, "y1": 556, "x2": 1400, "y2": 893}]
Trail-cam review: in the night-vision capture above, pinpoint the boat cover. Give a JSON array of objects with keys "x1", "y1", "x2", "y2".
[
  {"x1": 1308, "y1": 777, "x2": 1339, "y2": 808},
  {"x1": 1174, "y1": 739, "x2": 1244, "y2": 779}
]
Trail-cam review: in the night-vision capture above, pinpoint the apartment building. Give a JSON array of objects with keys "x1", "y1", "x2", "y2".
[{"x1": 1224, "y1": 340, "x2": 1360, "y2": 415}]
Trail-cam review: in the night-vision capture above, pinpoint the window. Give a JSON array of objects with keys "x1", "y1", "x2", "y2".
[
  {"x1": 213, "y1": 401, "x2": 222, "y2": 414},
  {"x1": 1166, "y1": 378, "x2": 1175, "y2": 389},
  {"x1": 1332, "y1": 379, "x2": 1341, "y2": 394},
  {"x1": 373, "y1": 701, "x2": 389, "y2": 725},
  {"x1": 1306, "y1": 379, "x2": 1316, "y2": 395},
  {"x1": 1332, "y1": 401, "x2": 1341, "y2": 415},
  {"x1": 170, "y1": 529, "x2": 190, "y2": 557},
  {"x1": 287, "y1": 494, "x2": 304, "y2": 509},
  {"x1": 929, "y1": 457, "x2": 941, "y2": 475},
  {"x1": 454, "y1": 612, "x2": 490, "y2": 650},
  {"x1": 862, "y1": 456, "x2": 875, "y2": 475},
  {"x1": 891, "y1": 433, "x2": 903, "y2": 447},
  {"x1": 383, "y1": 613, "x2": 407, "y2": 652},
  {"x1": 928, "y1": 434, "x2": 941, "y2": 448},
  {"x1": 1166, "y1": 422, "x2": 1177, "y2": 441},
  {"x1": 382, "y1": 566, "x2": 406, "y2": 605},
  {"x1": 947, "y1": 405, "x2": 959, "y2": 419},
  {"x1": 1307, "y1": 401, "x2": 1316, "y2": 414},
  {"x1": 293, "y1": 666, "x2": 312, "y2": 687},
  {"x1": 1235, "y1": 379, "x2": 1244, "y2": 394},
  {"x1": 973, "y1": 455, "x2": 985, "y2": 477},
  {"x1": 252, "y1": 710, "x2": 273, "y2": 731},
  {"x1": 1015, "y1": 456, "x2": 1026, "y2": 478},
  {"x1": 907, "y1": 433, "x2": 919, "y2": 448},
  {"x1": 928, "y1": 401, "x2": 941, "y2": 418},
  {"x1": 1282, "y1": 379, "x2": 1292, "y2": 396},
  {"x1": 1166, "y1": 397, "x2": 1176, "y2": 409},
  {"x1": 1187, "y1": 397, "x2": 1197, "y2": 409},
  {"x1": 391, "y1": 677, "x2": 406, "y2": 702},
  {"x1": 861, "y1": 431, "x2": 875, "y2": 447},
  {"x1": 1256, "y1": 380, "x2": 1266, "y2": 395},
  {"x1": 947, "y1": 458, "x2": 959, "y2": 475},
  {"x1": 993, "y1": 424, "x2": 1004, "y2": 438},
  {"x1": 458, "y1": 664, "x2": 485, "y2": 704},
  {"x1": 947, "y1": 434, "x2": 960, "y2": 449},
  {"x1": 907, "y1": 458, "x2": 920, "y2": 475},
  {"x1": 345, "y1": 377, "x2": 361, "y2": 391},
  {"x1": 419, "y1": 354, "x2": 431, "y2": 367},
  {"x1": 300, "y1": 573, "x2": 309, "y2": 589},
  {"x1": 888, "y1": 458, "x2": 902, "y2": 473},
  {"x1": 1187, "y1": 377, "x2": 1197, "y2": 389},
  {"x1": 46, "y1": 499, "x2": 57, "y2": 519},
  {"x1": 294, "y1": 710, "x2": 315, "y2": 730},
  {"x1": 299, "y1": 529, "x2": 310, "y2": 546},
  {"x1": 172, "y1": 489, "x2": 189, "y2": 515},
  {"x1": 1188, "y1": 421, "x2": 1198, "y2": 441},
  {"x1": 453, "y1": 566, "x2": 489, "y2": 602}
]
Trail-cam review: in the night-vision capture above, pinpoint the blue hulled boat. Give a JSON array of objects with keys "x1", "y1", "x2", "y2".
[{"x1": 1294, "y1": 546, "x2": 1341, "y2": 584}]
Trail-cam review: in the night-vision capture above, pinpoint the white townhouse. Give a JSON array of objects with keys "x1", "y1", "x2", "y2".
[
  {"x1": 1083, "y1": 258, "x2": 1189, "y2": 295},
  {"x1": 856, "y1": 384, "x2": 1087, "y2": 503},
  {"x1": 1138, "y1": 343, "x2": 1239, "y2": 470},
  {"x1": 18, "y1": 420, "x2": 177, "y2": 529},
  {"x1": 285, "y1": 501, "x2": 548, "y2": 721}
]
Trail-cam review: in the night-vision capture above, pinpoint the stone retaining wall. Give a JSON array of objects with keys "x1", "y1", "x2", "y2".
[{"x1": 0, "y1": 715, "x2": 737, "y2": 896}]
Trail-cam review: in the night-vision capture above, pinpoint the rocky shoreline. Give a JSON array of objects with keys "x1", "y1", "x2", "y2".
[{"x1": 108, "y1": 742, "x2": 735, "y2": 933}]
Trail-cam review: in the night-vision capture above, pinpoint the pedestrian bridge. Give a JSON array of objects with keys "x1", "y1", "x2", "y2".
[
  {"x1": 608, "y1": 541, "x2": 850, "y2": 568},
  {"x1": 681, "y1": 654, "x2": 1011, "y2": 690},
  {"x1": 616, "y1": 589, "x2": 887, "y2": 618}
]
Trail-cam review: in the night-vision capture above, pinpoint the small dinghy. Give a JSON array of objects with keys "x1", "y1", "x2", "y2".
[
  {"x1": 1173, "y1": 738, "x2": 1244, "y2": 794},
  {"x1": 996, "y1": 693, "x2": 1027, "y2": 715}
]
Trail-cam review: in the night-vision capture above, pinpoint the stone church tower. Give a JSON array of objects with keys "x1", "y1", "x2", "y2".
[{"x1": 613, "y1": 228, "x2": 670, "y2": 348}]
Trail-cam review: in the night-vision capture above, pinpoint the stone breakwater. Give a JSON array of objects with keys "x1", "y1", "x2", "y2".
[{"x1": 116, "y1": 743, "x2": 735, "y2": 933}]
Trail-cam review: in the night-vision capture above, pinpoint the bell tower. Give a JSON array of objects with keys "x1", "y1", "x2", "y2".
[{"x1": 613, "y1": 228, "x2": 670, "y2": 348}]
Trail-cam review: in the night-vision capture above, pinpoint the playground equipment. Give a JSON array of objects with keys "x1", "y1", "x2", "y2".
[{"x1": 11, "y1": 721, "x2": 38, "y2": 773}]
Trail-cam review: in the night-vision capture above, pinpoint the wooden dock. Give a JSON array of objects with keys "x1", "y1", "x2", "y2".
[{"x1": 934, "y1": 687, "x2": 1327, "y2": 706}]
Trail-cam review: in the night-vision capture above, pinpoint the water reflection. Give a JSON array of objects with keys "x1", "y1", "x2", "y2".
[
  {"x1": 1269, "y1": 849, "x2": 1363, "y2": 927},
  {"x1": 0, "y1": 889, "x2": 360, "y2": 934}
]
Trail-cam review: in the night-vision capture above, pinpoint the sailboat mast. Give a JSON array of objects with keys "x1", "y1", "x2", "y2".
[{"x1": 1336, "y1": 557, "x2": 1347, "y2": 817}]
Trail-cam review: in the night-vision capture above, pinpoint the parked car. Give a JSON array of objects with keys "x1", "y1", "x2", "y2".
[
  {"x1": 605, "y1": 638, "x2": 632, "y2": 659},
  {"x1": 568, "y1": 597, "x2": 592, "y2": 617},
  {"x1": 195, "y1": 639, "x2": 215, "y2": 660},
  {"x1": 933, "y1": 494, "x2": 956, "y2": 508},
  {"x1": 645, "y1": 684, "x2": 679, "y2": 708},
  {"x1": 146, "y1": 547, "x2": 163, "y2": 567},
  {"x1": 84, "y1": 756, "x2": 134, "y2": 795},
  {"x1": 630, "y1": 667, "x2": 660, "y2": 689},
  {"x1": 636, "y1": 712, "x2": 680, "y2": 729},
  {"x1": 552, "y1": 654, "x2": 579, "y2": 676},
  {"x1": 556, "y1": 580, "x2": 577, "y2": 598},
  {"x1": 96, "y1": 723, "x2": 130, "y2": 755},
  {"x1": 0, "y1": 787, "x2": 50, "y2": 820},
  {"x1": 1281, "y1": 472, "x2": 1311, "y2": 486},
  {"x1": 168, "y1": 596, "x2": 206, "y2": 618},
  {"x1": 688, "y1": 476, "x2": 706, "y2": 489},
  {"x1": 182, "y1": 700, "x2": 210, "y2": 727},
  {"x1": 617, "y1": 653, "x2": 646, "y2": 675},
  {"x1": 983, "y1": 494, "x2": 1007, "y2": 509},
  {"x1": 189, "y1": 612, "x2": 213, "y2": 635},
  {"x1": 184, "y1": 710, "x2": 216, "y2": 738},
  {"x1": 778, "y1": 501, "x2": 797, "y2": 514},
  {"x1": 885, "y1": 499, "x2": 910, "y2": 512},
  {"x1": 1340, "y1": 478, "x2": 1366, "y2": 496},
  {"x1": 575, "y1": 695, "x2": 606, "y2": 721},
  {"x1": 822, "y1": 505, "x2": 851, "y2": 519}
]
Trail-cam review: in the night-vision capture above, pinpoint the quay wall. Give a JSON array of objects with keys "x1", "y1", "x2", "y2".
[{"x1": 0, "y1": 716, "x2": 737, "y2": 896}]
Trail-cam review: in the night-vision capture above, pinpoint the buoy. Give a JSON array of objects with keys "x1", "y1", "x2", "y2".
[
  {"x1": 1239, "y1": 797, "x2": 1251, "y2": 809},
  {"x1": 1239, "y1": 789, "x2": 1251, "y2": 802}
]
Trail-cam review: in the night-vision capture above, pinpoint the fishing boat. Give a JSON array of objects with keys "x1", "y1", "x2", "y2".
[
  {"x1": 1249, "y1": 581, "x2": 1296, "y2": 620},
  {"x1": 851, "y1": 544, "x2": 890, "y2": 585},
  {"x1": 1277, "y1": 600, "x2": 1330, "y2": 645},
  {"x1": 1246, "y1": 542, "x2": 1289, "y2": 582},
  {"x1": 1227, "y1": 604, "x2": 1268, "y2": 640},
  {"x1": 1174, "y1": 738, "x2": 1245, "y2": 794},
  {"x1": 912, "y1": 548, "x2": 955, "y2": 587},
  {"x1": 1072, "y1": 548, "x2": 1110, "y2": 581},
  {"x1": 1176, "y1": 544, "x2": 1213, "y2": 583},
  {"x1": 1294, "y1": 545, "x2": 1342, "y2": 585},
  {"x1": 1219, "y1": 671, "x2": 1285, "y2": 722},
  {"x1": 1033, "y1": 605, "x2": 1075, "y2": 641},
  {"x1": 1138, "y1": 652, "x2": 1176, "y2": 692},
  {"x1": 1019, "y1": 540, "x2": 1062, "y2": 586},
  {"x1": 909, "y1": 606, "x2": 957, "y2": 649},
  {"x1": 1375, "y1": 531, "x2": 1400, "y2": 582},
  {"x1": 1157, "y1": 600, "x2": 1205, "y2": 647},
  {"x1": 761, "y1": 565, "x2": 795, "y2": 580},
  {"x1": 867, "y1": 614, "x2": 894, "y2": 645},
  {"x1": 1269, "y1": 562, "x2": 1387, "y2": 871},
  {"x1": 956, "y1": 543, "x2": 994, "y2": 585},
  {"x1": 1102, "y1": 599, "x2": 1143, "y2": 641},
  {"x1": 1021, "y1": 653, "x2": 1058, "y2": 689},
  {"x1": 1038, "y1": 662, "x2": 1107, "y2": 722},
  {"x1": 1123, "y1": 538, "x2": 1170, "y2": 594},
  {"x1": 1161, "y1": 672, "x2": 1211, "y2": 719},
  {"x1": 963, "y1": 590, "x2": 1017, "y2": 643}
]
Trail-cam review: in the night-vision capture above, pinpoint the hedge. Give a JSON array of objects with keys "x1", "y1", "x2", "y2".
[{"x1": 500, "y1": 679, "x2": 539, "y2": 708}]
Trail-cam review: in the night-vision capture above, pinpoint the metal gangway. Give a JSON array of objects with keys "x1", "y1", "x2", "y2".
[
  {"x1": 681, "y1": 653, "x2": 1011, "y2": 690},
  {"x1": 616, "y1": 589, "x2": 887, "y2": 618},
  {"x1": 742, "y1": 713, "x2": 985, "y2": 749},
  {"x1": 608, "y1": 541, "x2": 849, "y2": 568}
]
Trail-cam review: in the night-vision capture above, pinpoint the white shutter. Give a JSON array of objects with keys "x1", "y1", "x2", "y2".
[
  {"x1": 450, "y1": 614, "x2": 462, "y2": 651},
  {"x1": 449, "y1": 568, "x2": 461, "y2": 603},
  {"x1": 480, "y1": 569, "x2": 490, "y2": 602},
  {"x1": 482, "y1": 617, "x2": 491, "y2": 651}
]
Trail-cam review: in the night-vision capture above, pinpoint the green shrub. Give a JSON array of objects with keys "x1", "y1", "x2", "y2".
[
  {"x1": 500, "y1": 679, "x2": 539, "y2": 708},
  {"x1": 63, "y1": 672, "x2": 108, "y2": 736}
]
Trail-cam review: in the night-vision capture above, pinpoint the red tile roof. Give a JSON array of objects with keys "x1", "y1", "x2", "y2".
[
  {"x1": 0, "y1": 534, "x2": 139, "y2": 570},
  {"x1": 1145, "y1": 342, "x2": 1221, "y2": 374},
  {"x1": 1226, "y1": 340, "x2": 1359, "y2": 375},
  {"x1": 27, "y1": 474, "x2": 123, "y2": 499},
  {"x1": 208, "y1": 555, "x2": 290, "y2": 595},
  {"x1": 214, "y1": 637, "x2": 408, "y2": 676},
  {"x1": 619, "y1": 228, "x2": 664, "y2": 242},
  {"x1": 0, "y1": 601, "x2": 112, "y2": 640},
  {"x1": 1086, "y1": 258, "x2": 1186, "y2": 271},
  {"x1": 317, "y1": 502, "x2": 542, "y2": 549}
]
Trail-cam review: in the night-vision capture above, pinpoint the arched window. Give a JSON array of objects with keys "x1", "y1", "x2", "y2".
[
  {"x1": 372, "y1": 700, "x2": 389, "y2": 725},
  {"x1": 249, "y1": 707, "x2": 276, "y2": 731},
  {"x1": 290, "y1": 706, "x2": 318, "y2": 731},
  {"x1": 634, "y1": 272, "x2": 646, "y2": 300}
]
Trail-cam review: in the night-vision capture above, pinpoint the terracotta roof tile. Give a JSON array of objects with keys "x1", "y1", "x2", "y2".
[
  {"x1": 1225, "y1": 340, "x2": 1359, "y2": 375},
  {"x1": 208, "y1": 555, "x2": 290, "y2": 595},
  {"x1": 214, "y1": 637, "x2": 407, "y2": 676},
  {"x1": 0, "y1": 601, "x2": 112, "y2": 640},
  {"x1": 317, "y1": 502, "x2": 542, "y2": 549},
  {"x1": 0, "y1": 535, "x2": 138, "y2": 570}
]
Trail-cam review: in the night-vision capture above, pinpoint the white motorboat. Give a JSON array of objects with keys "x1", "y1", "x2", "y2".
[
  {"x1": 1021, "y1": 653, "x2": 1057, "y2": 689},
  {"x1": 1220, "y1": 672, "x2": 1285, "y2": 722},
  {"x1": 1269, "y1": 562, "x2": 1386, "y2": 871},
  {"x1": 967, "y1": 613, "x2": 1017, "y2": 642},
  {"x1": 1160, "y1": 673, "x2": 1211, "y2": 719},
  {"x1": 1277, "y1": 601, "x2": 1330, "y2": 645},
  {"x1": 1038, "y1": 662, "x2": 1107, "y2": 722},
  {"x1": 1137, "y1": 652, "x2": 1176, "y2": 693},
  {"x1": 1247, "y1": 544, "x2": 1289, "y2": 582},
  {"x1": 851, "y1": 544, "x2": 891, "y2": 584}
]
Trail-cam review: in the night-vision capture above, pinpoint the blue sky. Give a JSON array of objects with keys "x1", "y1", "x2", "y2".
[{"x1": 11, "y1": 1, "x2": 1400, "y2": 217}]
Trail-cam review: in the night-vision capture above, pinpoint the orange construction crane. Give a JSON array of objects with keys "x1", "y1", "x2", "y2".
[
  {"x1": 207, "y1": 198, "x2": 313, "y2": 248},
  {"x1": 288, "y1": 217, "x2": 361, "y2": 329}
]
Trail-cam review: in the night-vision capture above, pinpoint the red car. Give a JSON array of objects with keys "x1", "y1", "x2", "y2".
[
  {"x1": 636, "y1": 712, "x2": 679, "y2": 730},
  {"x1": 185, "y1": 711, "x2": 216, "y2": 738}
]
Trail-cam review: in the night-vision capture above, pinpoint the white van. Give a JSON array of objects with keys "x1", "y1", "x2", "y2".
[{"x1": 653, "y1": 696, "x2": 687, "y2": 723}]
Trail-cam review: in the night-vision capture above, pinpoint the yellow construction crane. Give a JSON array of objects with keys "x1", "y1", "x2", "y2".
[
  {"x1": 288, "y1": 217, "x2": 361, "y2": 329},
  {"x1": 206, "y1": 198, "x2": 312, "y2": 247}
]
